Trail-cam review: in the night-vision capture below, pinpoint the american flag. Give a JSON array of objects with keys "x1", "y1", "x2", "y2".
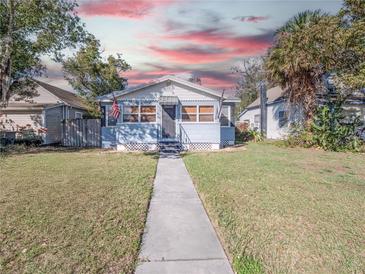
[{"x1": 110, "y1": 95, "x2": 120, "y2": 119}]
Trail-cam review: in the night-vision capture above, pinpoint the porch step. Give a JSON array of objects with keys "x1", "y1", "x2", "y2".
[{"x1": 159, "y1": 142, "x2": 181, "y2": 153}]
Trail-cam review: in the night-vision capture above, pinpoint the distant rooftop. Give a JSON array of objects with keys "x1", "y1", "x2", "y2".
[{"x1": 36, "y1": 81, "x2": 88, "y2": 109}]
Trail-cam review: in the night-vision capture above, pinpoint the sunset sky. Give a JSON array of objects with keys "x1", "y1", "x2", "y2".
[{"x1": 42, "y1": 0, "x2": 343, "y2": 93}]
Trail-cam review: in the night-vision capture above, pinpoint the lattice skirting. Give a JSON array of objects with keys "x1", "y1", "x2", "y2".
[
  {"x1": 181, "y1": 143, "x2": 220, "y2": 151},
  {"x1": 117, "y1": 143, "x2": 160, "y2": 151},
  {"x1": 117, "y1": 142, "x2": 224, "y2": 151}
]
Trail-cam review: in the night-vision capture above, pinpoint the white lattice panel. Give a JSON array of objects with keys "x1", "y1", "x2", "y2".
[
  {"x1": 118, "y1": 143, "x2": 159, "y2": 151},
  {"x1": 181, "y1": 143, "x2": 220, "y2": 151}
]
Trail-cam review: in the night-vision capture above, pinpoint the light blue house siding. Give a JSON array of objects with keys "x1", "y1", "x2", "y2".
[
  {"x1": 101, "y1": 127, "x2": 117, "y2": 148},
  {"x1": 180, "y1": 123, "x2": 221, "y2": 143},
  {"x1": 220, "y1": 127, "x2": 235, "y2": 145},
  {"x1": 116, "y1": 123, "x2": 159, "y2": 144},
  {"x1": 101, "y1": 100, "x2": 227, "y2": 148},
  {"x1": 98, "y1": 76, "x2": 239, "y2": 150}
]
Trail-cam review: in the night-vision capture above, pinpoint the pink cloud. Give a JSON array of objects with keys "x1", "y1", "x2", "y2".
[
  {"x1": 79, "y1": 0, "x2": 174, "y2": 18},
  {"x1": 201, "y1": 77, "x2": 233, "y2": 89},
  {"x1": 148, "y1": 46, "x2": 236, "y2": 64},
  {"x1": 124, "y1": 68, "x2": 185, "y2": 85},
  {"x1": 158, "y1": 29, "x2": 273, "y2": 63},
  {"x1": 124, "y1": 66, "x2": 236, "y2": 90},
  {"x1": 234, "y1": 16, "x2": 270, "y2": 23},
  {"x1": 166, "y1": 29, "x2": 272, "y2": 52}
]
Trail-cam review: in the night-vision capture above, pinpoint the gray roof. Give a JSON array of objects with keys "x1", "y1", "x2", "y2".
[
  {"x1": 36, "y1": 81, "x2": 88, "y2": 110},
  {"x1": 246, "y1": 86, "x2": 286, "y2": 109}
]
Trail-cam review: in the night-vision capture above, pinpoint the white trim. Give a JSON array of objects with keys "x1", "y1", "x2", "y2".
[
  {"x1": 97, "y1": 76, "x2": 240, "y2": 101},
  {"x1": 43, "y1": 103, "x2": 66, "y2": 111},
  {"x1": 160, "y1": 104, "x2": 178, "y2": 140},
  {"x1": 75, "y1": 112, "x2": 83, "y2": 119},
  {"x1": 179, "y1": 122, "x2": 220, "y2": 125},
  {"x1": 180, "y1": 104, "x2": 216, "y2": 123},
  {"x1": 121, "y1": 102, "x2": 157, "y2": 124},
  {"x1": 220, "y1": 105, "x2": 231, "y2": 127}
]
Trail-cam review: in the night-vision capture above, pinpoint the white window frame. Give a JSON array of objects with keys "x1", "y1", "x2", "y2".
[
  {"x1": 220, "y1": 105, "x2": 231, "y2": 127},
  {"x1": 75, "y1": 112, "x2": 83, "y2": 119},
  {"x1": 198, "y1": 105, "x2": 215, "y2": 123},
  {"x1": 122, "y1": 104, "x2": 139, "y2": 123},
  {"x1": 181, "y1": 104, "x2": 216, "y2": 123},
  {"x1": 278, "y1": 110, "x2": 288, "y2": 128},
  {"x1": 254, "y1": 114, "x2": 260, "y2": 129},
  {"x1": 181, "y1": 105, "x2": 198, "y2": 123},
  {"x1": 140, "y1": 105, "x2": 157, "y2": 123},
  {"x1": 122, "y1": 102, "x2": 157, "y2": 124}
]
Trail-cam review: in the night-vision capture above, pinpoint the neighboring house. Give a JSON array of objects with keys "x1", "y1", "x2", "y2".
[
  {"x1": 0, "y1": 81, "x2": 88, "y2": 144},
  {"x1": 97, "y1": 75, "x2": 240, "y2": 151},
  {"x1": 238, "y1": 86, "x2": 365, "y2": 139}
]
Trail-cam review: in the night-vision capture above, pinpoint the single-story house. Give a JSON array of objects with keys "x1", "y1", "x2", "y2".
[
  {"x1": 0, "y1": 81, "x2": 88, "y2": 144},
  {"x1": 97, "y1": 75, "x2": 240, "y2": 151},
  {"x1": 238, "y1": 86, "x2": 365, "y2": 139}
]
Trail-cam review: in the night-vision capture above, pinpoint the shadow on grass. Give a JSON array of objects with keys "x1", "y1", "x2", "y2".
[{"x1": 0, "y1": 144, "x2": 109, "y2": 157}]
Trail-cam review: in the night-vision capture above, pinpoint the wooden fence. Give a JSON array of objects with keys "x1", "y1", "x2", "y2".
[{"x1": 62, "y1": 119, "x2": 101, "y2": 147}]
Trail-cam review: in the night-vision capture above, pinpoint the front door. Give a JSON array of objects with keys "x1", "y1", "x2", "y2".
[{"x1": 161, "y1": 105, "x2": 176, "y2": 139}]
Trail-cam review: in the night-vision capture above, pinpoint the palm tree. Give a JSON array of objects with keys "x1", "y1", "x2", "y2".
[
  {"x1": 266, "y1": 10, "x2": 328, "y2": 121},
  {"x1": 277, "y1": 10, "x2": 326, "y2": 34}
]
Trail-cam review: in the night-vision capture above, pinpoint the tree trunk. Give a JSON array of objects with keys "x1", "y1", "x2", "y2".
[{"x1": 0, "y1": 0, "x2": 14, "y2": 106}]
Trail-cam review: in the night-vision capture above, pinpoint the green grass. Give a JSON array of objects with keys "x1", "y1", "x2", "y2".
[
  {"x1": 183, "y1": 143, "x2": 365, "y2": 274},
  {"x1": 0, "y1": 150, "x2": 157, "y2": 273}
]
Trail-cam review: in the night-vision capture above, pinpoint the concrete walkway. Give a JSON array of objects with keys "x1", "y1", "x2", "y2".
[{"x1": 136, "y1": 153, "x2": 233, "y2": 274}]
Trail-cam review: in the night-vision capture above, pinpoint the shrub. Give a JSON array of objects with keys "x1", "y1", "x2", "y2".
[
  {"x1": 310, "y1": 101, "x2": 363, "y2": 151},
  {"x1": 236, "y1": 126, "x2": 264, "y2": 143},
  {"x1": 281, "y1": 97, "x2": 364, "y2": 152},
  {"x1": 15, "y1": 130, "x2": 43, "y2": 147},
  {"x1": 284, "y1": 124, "x2": 314, "y2": 148}
]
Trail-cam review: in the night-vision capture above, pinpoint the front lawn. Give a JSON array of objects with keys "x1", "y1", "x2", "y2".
[
  {"x1": 183, "y1": 144, "x2": 365, "y2": 273},
  {"x1": 0, "y1": 150, "x2": 157, "y2": 273}
]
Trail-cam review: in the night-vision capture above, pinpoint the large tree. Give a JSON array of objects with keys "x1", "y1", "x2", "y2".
[
  {"x1": 265, "y1": 0, "x2": 365, "y2": 120},
  {"x1": 232, "y1": 57, "x2": 266, "y2": 111},
  {"x1": 0, "y1": 0, "x2": 88, "y2": 105},
  {"x1": 63, "y1": 38, "x2": 131, "y2": 116},
  {"x1": 265, "y1": 10, "x2": 328, "y2": 120}
]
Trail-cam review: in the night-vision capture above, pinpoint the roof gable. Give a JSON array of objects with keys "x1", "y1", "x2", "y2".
[
  {"x1": 36, "y1": 81, "x2": 88, "y2": 109},
  {"x1": 98, "y1": 76, "x2": 239, "y2": 102}
]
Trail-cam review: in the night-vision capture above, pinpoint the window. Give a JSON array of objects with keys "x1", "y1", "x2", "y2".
[
  {"x1": 123, "y1": 106, "x2": 139, "y2": 123},
  {"x1": 181, "y1": 105, "x2": 215, "y2": 122},
  {"x1": 220, "y1": 105, "x2": 230, "y2": 126},
  {"x1": 75, "y1": 112, "x2": 82, "y2": 119},
  {"x1": 182, "y1": 106, "x2": 197, "y2": 122},
  {"x1": 140, "y1": 105, "x2": 156, "y2": 122},
  {"x1": 122, "y1": 104, "x2": 156, "y2": 123},
  {"x1": 278, "y1": 111, "x2": 288, "y2": 128},
  {"x1": 107, "y1": 105, "x2": 118, "y2": 126},
  {"x1": 199, "y1": 106, "x2": 214, "y2": 122},
  {"x1": 254, "y1": 114, "x2": 260, "y2": 129}
]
